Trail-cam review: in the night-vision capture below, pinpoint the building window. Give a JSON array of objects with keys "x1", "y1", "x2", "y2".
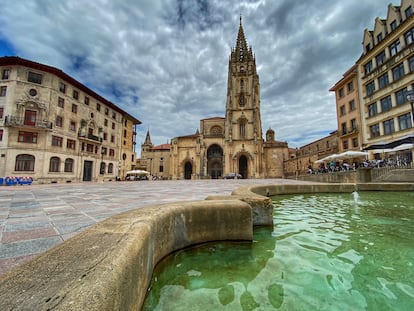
[
  {"x1": 15, "y1": 154, "x2": 35, "y2": 171},
  {"x1": 378, "y1": 72, "x2": 389, "y2": 89},
  {"x1": 59, "y1": 82, "x2": 66, "y2": 93},
  {"x1": 409, "y1": 56, "x2": 414, "y2": 72},
  {"x1": 55, "y1": 115, "x2": 63, "y2": 127},
  {"x1": 72, "y1": 104, "x2": 77, "y2": 113},
  {"x1": 58, "y1": 97, "x2": 64, "y2": 108},
  {"x1": 347, "y1": 81, "x2": 354, "y2": 92},
  {"x1": 341, "y1": 122, "x2": 347, "y2": 135},
  {"x1": 0, "y1": 129, "x2": 3, "y2": 141},
  {"x1": 405, "y1": 27, "x2": 414, "y2": 46},
  {"x1": 342, "y1": 140, "x2": 349, "y2": 150},
  {"x1": 392, "y1": 63, "x2": 405, "y2": 81},
  {"x1": 27, "y1": 72, "x2": 43, "y2": 84},
  {"x1": 377, "y1": 33, "x2": 383, "y2": 43},
  {"x1": 352, "y1": 137, "x2": 359, "y2": 148},
  {"x1": 406, "y1": 6, "x2": 413, "y2": 18},
  {"x1": 383, "y1": 119, "x2": 395, "y2": 135},
  {"x1": 52, "y1": 135, "x2": 63, "y2": 147},
  {"x1": 376, "y1": 50, "x2": 386, "y2": 67},
  {"x1": 339, "y1": 88, "x2": 344, "y2": 98},
  {"x1": 370, "y1": 124, "x2": 380, "y2": 138},
  {"x1": 112, "y1": 111, "x2": 116, "y2": 119},
  {"x1": 389, "y1": 39, "x2": 401, "y2": 57},
  {"x1": 398, "y1": 113, "x2": 412, "y2": 130},
  {"x1": 18, "y1": 131, "x2": 38, "y2": 143},
  {"x1": 49, "y1": 157, "x2": 60, "y2": 172},
  {"x1": 366, "y1": 81, "x2": 375, "y2": 96},
  {"x1": 64, "y1": 158, "x2": 74, "y2": 172},
  {"x1": 111, "y1": 135, "x2": 115, "y2": 143},
  {"x1": 123, "y1": 129, "x2": 127, "y2": 138},
  {"x1": 109, "y1": 149, "x2": 115, "y2": 156},
  {"x1": 395, "y1": 88, "x2": 408, "y2": 106},
  {"x1": 86, "y1": 144, "x2": 94, "y2": 153},
  {"x1": 349, "y1": 100, "x2": 356, "y2": 111},
  {"x1": 351, "y1": 118, "x2": 357, "y2": 130},
  {"x1": 112, "y1": 122, "x2": 115, "y2": 130},
  {"x1": 73, "y1": 90, "x2": 79, "y2": 100},
  {"x1": 84, "y1": 96, "x2": 90, "y2": 105},
  {"x1": 2, "y1": 69, "x2": 10, "y2": 80},
  {"x1": 104, "y1": 119, "x2": 108, "y2": 126},
  {"x1": 105, "y1": 107, "x2": 109, "y2": 115},
  {"x1": 159, "y1": 165, "x2": 164, "y2": 173},
  {"x1": 239, "y1": 120, "x2": 246, "y2": 138},
  {"x1": 368, "y1": 102, "x2": 378, "y2": 117},
  {"x1": 96, "y1": 103, "x2": 101, "y2": 111},
  {"x1": 103, "y1": 132, "x2": 107, "y2": 141},
  {"x1": 69, "y1": 121, "x2": 76, "y2": 131},
  {"x1": 24, "y1": 110, "x2": 37, "y2": 126},
  {"x1": 390, "y1": 20, "x2": 397, "y2": 31},
  {"x1": 364, "y1": 60, "x2": 373, "y2": 75},
  {"x1": 0, "y1": 107, "x2": 3, "y2": 118},
  {"x1": 67, "y1": 139, "x2": 76, "y2": 149},
  {"x1": 380, "y1": 96, "x2": 392, "y2": 112},
  {"x1": 0, "y1": 86, "x2": 6, "y2": 97},
  {"x1": 108, "y1": 163, "x2": 114, "y2": 173}
]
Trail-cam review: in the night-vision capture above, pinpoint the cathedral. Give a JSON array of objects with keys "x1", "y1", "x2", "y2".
[{"x1": 140, "y1": 18, "x2": 289, "y2": 179}]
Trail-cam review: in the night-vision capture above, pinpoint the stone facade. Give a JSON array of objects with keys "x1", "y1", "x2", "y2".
[
  {"x1": 142, "y1": 18, "x2": 289, "y2": 179},
  {"x1": 0, "y1": 57, "x2": 141, "y2": 183}
]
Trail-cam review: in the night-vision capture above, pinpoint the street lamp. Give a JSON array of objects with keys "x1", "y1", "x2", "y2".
[
  {"x1": 100, "y1": 147, "x2": 105, "y2": 176},
  {"x1": 406, "y1": 91, "x2": 414, "y2": 125}
]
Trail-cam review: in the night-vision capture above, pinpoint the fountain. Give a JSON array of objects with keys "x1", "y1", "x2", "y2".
[{"x1": 143, "y1": 191, "x2": 414, "y2": 310}]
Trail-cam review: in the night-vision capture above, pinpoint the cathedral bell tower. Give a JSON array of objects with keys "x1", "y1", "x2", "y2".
[{"x1": 224, "y1": 17, "x2": 263, "y2": 178}]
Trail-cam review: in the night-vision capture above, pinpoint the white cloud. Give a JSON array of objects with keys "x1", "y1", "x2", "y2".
[{"x1": 0, "y1": 0, "x2": 393, "y2": 152}]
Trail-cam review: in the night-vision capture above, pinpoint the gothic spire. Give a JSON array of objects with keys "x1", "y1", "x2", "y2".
[
  {"x1": 143, "y1": 129, "x2": 152, "y2": 146},
  {"x1": 233, "y1": 16, "x2": 253, "y2": 63}
]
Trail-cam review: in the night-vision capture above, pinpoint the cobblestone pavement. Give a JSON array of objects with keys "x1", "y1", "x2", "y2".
[{"x1": 0, "y1": 178, "x2": 310, "y2": 276}]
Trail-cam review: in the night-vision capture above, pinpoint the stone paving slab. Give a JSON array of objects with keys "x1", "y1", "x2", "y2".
[{"x1": 0, "y1": 178, "x2": 310, "y2": 276}]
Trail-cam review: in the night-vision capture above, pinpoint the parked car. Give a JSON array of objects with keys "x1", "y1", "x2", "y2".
[{"x1": 223, "y1": 173, "x2": 242, "y2": 179}]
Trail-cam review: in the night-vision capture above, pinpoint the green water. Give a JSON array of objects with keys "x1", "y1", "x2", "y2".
[{"x1": 142, "y1": 192, "x2": 414, "y2": 310}]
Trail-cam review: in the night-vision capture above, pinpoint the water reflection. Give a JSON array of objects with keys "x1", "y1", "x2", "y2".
[{"x1": 143, "y1": 192, "x2": 414, "y2": 311}]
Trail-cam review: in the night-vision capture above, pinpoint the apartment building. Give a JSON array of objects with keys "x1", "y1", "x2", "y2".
[
  {"x1": 358, "y1": 0, "x2": 414, "y2": 155},
  {"x1": 0, "y1": 56, "x2": 141, "y2": 183},
  {"x1": 330, "y1": 64, "x2": 363, "y2": 153}
]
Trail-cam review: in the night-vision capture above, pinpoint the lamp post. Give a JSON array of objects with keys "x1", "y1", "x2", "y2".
[{"x1": 406, "y1": 91, "x2": 414, "y2": 126}]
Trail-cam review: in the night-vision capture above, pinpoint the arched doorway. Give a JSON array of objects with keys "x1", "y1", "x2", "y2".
[
  {"x1": 239, "y1": 155, "x2": 248, "y2": 179},
  {"x1": 207, "y1": 144, "x2": 223, "y2": 179},
  {"x1": 184, "y1": 162, "x2": 192, "y2": 180}
]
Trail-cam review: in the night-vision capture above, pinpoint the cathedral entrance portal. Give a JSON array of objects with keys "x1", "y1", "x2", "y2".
[
  {"x1": 207, "y1": 144, "x2": 223, "y2": 179},
  {"x1": 184, "y1": 162, "x2": 192, "y2": 180},
  {"x1": 239, "y1": 155, "x2": 248, "y2": 179}
]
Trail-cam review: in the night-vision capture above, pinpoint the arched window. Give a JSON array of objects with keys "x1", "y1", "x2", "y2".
[
  {"x1": 108, "y1": 163, "x2": 114, "y2": 174},
  {"x1": 49, "y1": 157, "x2": 60, "y2": 172},
  {"x1": 64, "y1": 158, "x2": 74, "y2": 172},
  {"x1": 15, "y1": 154, "x2": 35, "y2": 171},
  {"x1": 239, "y1": 122, "x2": 246, "y2": 138}
]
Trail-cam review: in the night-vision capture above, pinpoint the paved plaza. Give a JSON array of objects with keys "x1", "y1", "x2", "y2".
[{"x1": 0, "y1": 178, "x2": 309, "y2": 276}]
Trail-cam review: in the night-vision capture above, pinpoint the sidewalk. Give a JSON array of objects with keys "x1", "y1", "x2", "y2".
[{"x1": 0, "y1": 179, "x2": 307, "y2": 276}]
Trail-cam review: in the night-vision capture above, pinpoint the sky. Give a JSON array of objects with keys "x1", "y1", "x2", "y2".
[{"x1": 0, "y1": 0, "x2": 395, "y2": 155}]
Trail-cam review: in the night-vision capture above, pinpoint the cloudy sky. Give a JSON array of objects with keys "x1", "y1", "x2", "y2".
[{"x1": 0, "y1": 0, "x2": 394, "y2": 154}]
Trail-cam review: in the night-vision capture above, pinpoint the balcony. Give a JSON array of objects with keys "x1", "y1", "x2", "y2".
[
  {"x1": 4, "y1": 115, "x2": 52, "y2": 130},
  {"x1": 340, "y1": 126, "x2": 359, "y2": 137},
  {"x1": 78, "y1": 132, "x2": 103, "y2": 143}
]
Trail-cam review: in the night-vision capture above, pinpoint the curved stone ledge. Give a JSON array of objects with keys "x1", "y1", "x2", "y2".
[{"x1": 0, "y1": 199, "x2": 252, "y2": 311}]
